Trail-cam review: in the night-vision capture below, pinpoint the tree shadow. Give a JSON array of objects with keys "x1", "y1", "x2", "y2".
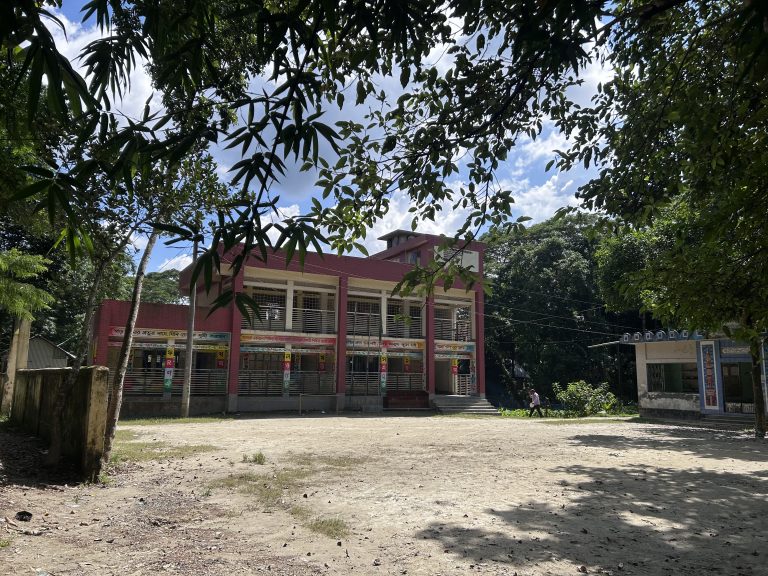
[
  {"x1": 415, "y1": 464, "x2": 767, "y2": 574},
  {"x1": 570, "y1": 424, "x2": 768, "y2": 463},
  {"x1": 0, "y1": 424, "x2": 81, "y2": 488}
]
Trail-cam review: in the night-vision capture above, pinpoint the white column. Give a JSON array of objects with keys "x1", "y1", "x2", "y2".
[
  {"x1": 320, "y1": 292, "x2": 329, "y2": 333},
  {"x1": 380, "y1": 290, "x2": 388, "y2": 337},
  {"x1": 285, "y1": 280, "x2": 295, "y2": 331}
]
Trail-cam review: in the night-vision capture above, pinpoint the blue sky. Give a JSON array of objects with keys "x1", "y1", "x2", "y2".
[{"x1": 51, "y1": 3, "x2": 609, "y2": 272}]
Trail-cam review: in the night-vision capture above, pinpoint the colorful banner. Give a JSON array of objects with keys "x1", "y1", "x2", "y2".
[
  {"x1": 381, "y1": 339, "x2": 425, "y2": 350},
  {"x1": 435, "y1": 342, "x2": 475, "y2": 353},
  {"x1": 319, "y1": 353, "x2": 326, "y2": 372},
  {"x1": 283, "y1": 349, "x2": 291, "y2": 392},
  {"x1": 380, "y1": 350, "x2": 388, "y2": 393},
  {"x1": 241, "y1": 333, "x2": 335, "y2": 346},
  {"x1": 109, "y1": 327, "x2": 230, "y2": 340},
  {"x1": 701, "y1": 341, "x2": 719, "y2": 410},
  {"x1": 450, "y1": 358, "x2": 458, "y2": 375},
  {"x1": 403, "y1": 356, "x2": 411, "y2": 373},
  {"x1": 163, "y1": 344, "x2": 175, "y2": 392},
  {"x1": 216, "y1": 349, "x2": 226, "y2": 369},
  {"x1": 435, "y1": 353, "x2": 471, "y2": 360},
  {"x1": 108, "y1": 342, "x2": 228, "y2": 352}
]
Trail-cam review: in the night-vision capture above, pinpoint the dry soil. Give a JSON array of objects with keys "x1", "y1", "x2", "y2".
[{"x1": 1, "y1": 415, "x2": 766, "y2": 576}]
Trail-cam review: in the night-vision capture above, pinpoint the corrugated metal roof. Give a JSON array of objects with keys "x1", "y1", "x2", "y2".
[{"x1": 26, "y1": 336, "x2": 72, "y2": 369}]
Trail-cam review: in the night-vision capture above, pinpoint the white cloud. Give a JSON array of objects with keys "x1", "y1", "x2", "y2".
[
  {"x1": 358, "y1": 185, "x2": 473, "y2": 255},
  {"x1": 498, "y1": 173, "x2": 578, "y2": 224},
  {"x1": 157, "y1": 253, "x2": 193, "y2": 271},
  {"x1": 514, "y1": 130, "x2": 569, "y2": 171},
  {"x1": 49, "y1": 11, "x2": 157, "y2": 125},
  {"x1": 129, "y1": 231, "x2": 149, "y2": 251}
]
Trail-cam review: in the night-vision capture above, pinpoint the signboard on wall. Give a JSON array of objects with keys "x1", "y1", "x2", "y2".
[
  {"x1": 381, "y1": 339, "x2": 424, "y2": 350},
  {"x1": 380, "y1": 350, "x2": 388, "y2": 394},
  {"x1": 283, "y1": 350, "x2": 291, "y2": 393},
  {"x1": 435, "y1": 342, "x2": 475, "y2": 353},
  {"x1": 164, "y1": 344, "x2": 175, "y2": 393},
  {"x1": 241, "y1": 333, "x2": 335, "y2": 346},
  {"x1": 109, "y1": 327, "x2": 230, "y2": 340},
  {"x1": 700, "y1": 341, "x2": 719, "y2": 410},
  {"x1": 108, "y1": 342, "x2": 228, "y2": 352}
]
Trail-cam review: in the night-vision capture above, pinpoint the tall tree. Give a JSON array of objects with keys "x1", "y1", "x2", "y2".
[
  {"x1": 556, "y1": 2, "x2": 768, "y2": 436},
  {"x1": 484, "y1": 215, "x2": 641, "y2": 401},
  {"x1": 595, "y1": 207, "x2": 768, "y2": 436},
  {"x1": 0, "y1": 249, "x2": 53, "y2": 415}
]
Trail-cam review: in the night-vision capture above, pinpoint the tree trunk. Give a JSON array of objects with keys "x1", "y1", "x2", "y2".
[
  {"x1": 181, "y1": 238, "x2": 198, "y2": 417},
  {"x1": 45, "y1": 258, "x2": 109, "y2": 466},
  {"x1": 101, "y1": 230, "x2": 159, "y2": 467},
  {"x1": 749, "y1": 338, "x2": 766, "y2": 438}
]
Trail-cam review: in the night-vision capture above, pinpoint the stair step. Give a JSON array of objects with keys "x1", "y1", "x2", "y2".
[{"x1": 432, "y1": 396, "x2": 498, "y2": 415}]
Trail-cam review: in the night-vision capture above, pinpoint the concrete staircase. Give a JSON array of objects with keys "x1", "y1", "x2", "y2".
[{"x1": 432, "y1": 395, "x2": 500, "y2": 416}]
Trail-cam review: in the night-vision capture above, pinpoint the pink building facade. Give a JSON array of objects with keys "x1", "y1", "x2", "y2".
[{"x1": 92, "y1": 231, "x2": 485, "y2": 416}]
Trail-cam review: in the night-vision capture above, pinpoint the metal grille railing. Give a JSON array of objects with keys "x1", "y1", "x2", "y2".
[
  {"x1": 123, "y1": 369, "x2": 227, "y2": 396},
  {"x1": 434, "y1": 318, "x2": 471, "y2": 341},
  {"x1": 241, "y1": 306, "x2": 335, "y2": 333},
  {"x1": 725, "y1": 402, "x2": 755, "y2": 414},
  {"x1": 288, "y1": 371, "x2": 336, "y2": 395},
  {"x1": 238, "y1": 370, "x2": 336, "y2": 395},
  {"x1": 386, "y1": 315, "x2": 423, "y2": 338},
  {"x1": 238, "y1": 370, "x2": 284, "y2": 395},
  {"x1": 347, "y1": 311, "x2": 382, "y2": 337},
  {"x1": 386, "y1": 373, "x2": 425, "y2": 392},
  {"x1": 292, "y1": 307, "x2": 336, "y2": 334},
  {"x1": 346, "y1": 372, "x2": 381, "y2": 396},
  {"x1": 241, "y1": 305, "x2": 287, "y2": 331},
  {"x1": 456, "y1": 374, "x2": 473, "y2": 396}
]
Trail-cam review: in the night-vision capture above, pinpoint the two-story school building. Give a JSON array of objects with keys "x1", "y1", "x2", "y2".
[
  {"x1": 626, "y1": 330, "x2": 768, "y2": 420},
  {"x1": 92, "y1": 230, "x2": 486, "y2": 417}
]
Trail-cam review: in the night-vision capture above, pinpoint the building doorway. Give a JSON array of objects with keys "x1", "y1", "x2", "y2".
[{"x1": 722, "y1": 362, "x2": 753, "y2": 414}]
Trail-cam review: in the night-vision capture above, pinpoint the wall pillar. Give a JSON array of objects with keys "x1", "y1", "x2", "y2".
[
  {"x1": 285, "y1": 280, "x2": 295, "y2": 331},
  {"x1": 227, "y1": 272, "x2": 244, "y2": 412},
  {"x1": 380, "y1": 290, "x2": 388, "y2": 336},
  {"x1": 426, "y1": 295, "x2": 435, "y2": 397},
  {"x1": 93, "y1": 303, "x2": 111, "y2": 366},
  {"x1": 1, "y1": 317, "x2": 31, "y2": 416},
  {"x1": 335, "y1": 276, "x2": 348, "y2": 408},
  {"x1": 474, "y1": 288, "x2": 485, "y2": 397}
]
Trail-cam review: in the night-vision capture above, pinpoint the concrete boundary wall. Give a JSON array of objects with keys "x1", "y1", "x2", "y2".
[{"x1": 11, "y1": 367, "x2": 109, "y2": 480}]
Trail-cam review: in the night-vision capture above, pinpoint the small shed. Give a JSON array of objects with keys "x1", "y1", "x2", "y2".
[{"x1": 26, "y1": 336, "x2": 74, "y2": 369}]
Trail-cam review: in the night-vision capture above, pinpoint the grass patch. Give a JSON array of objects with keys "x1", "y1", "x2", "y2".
[
  {"x1": 208, "y1": 468, "x2": 310, "y2": 509},
  {"x1": 111, "y1": 429, "x2": 216, "y2": 464},
  {"x1": 242, "y1": 452, "x2": 266, "y2": 465},
  {"x1": 499, "y1": 408, "x2": 638, "y2": 419},
  {"x1": 289, "y1": 504, "x2": 312, "y2": 521},
  {"x1": 317, "y1": 455, "x2": 368, "y2": 468},
  {"x1": 120, "y1": 416, "x2": 233, "y2": 426},
  {"x1": 307, "y1": 517, "x2": 349, "y2": 539},
  {"x1": 540, "y1": 417, "x2": 632, "y2": 425},
  {"x1": 0, "y1": 537, "x2": 11, "y2": 548}
]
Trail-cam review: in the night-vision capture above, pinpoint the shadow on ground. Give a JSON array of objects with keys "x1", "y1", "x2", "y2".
[
  {"x1": 416, "y1": 456, "x2": 767, "y2": 574},
  {"x1": 0, "y1": 424, "x2": 80, "y2": 488},
  {"x1": 570, "y1": 423, "x2": 767, "y2": 463}
]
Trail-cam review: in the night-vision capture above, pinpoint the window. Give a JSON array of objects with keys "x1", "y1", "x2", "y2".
[{"x1": 647, "y1": 363, "x2": 698, "y2": 393}]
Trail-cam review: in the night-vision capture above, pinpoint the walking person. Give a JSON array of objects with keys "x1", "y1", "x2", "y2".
[{"x1": 528, "y1": 388, "x2": 543, "y2": 417}]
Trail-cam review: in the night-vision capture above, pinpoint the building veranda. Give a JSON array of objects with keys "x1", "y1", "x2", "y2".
[{"x1": 93, "y1": 231, "x2": 486, "y2": 417}]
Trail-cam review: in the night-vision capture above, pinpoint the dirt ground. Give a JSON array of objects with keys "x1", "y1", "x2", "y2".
[{"x1": 1, "y1": 415, "x2": 767, "y2": 576}]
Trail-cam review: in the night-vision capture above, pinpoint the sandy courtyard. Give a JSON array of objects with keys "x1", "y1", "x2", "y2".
[{"x1": 1, "y1": 415, "x2": 766, "y2": 576}]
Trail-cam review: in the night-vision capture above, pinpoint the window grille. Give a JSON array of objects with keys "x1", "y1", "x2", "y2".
[{"x1": 242, "y1": 288, "x2": 286, "y2": 330}]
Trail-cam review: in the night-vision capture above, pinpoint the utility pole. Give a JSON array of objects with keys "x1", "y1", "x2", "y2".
[{"x1": 181, "y1": 238, "x2": 198, "y2": 417}]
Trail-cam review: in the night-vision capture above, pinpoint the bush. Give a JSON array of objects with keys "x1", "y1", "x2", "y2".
[{"x1": 553, "y1": 380, "x2": 618, "y2": 416}]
